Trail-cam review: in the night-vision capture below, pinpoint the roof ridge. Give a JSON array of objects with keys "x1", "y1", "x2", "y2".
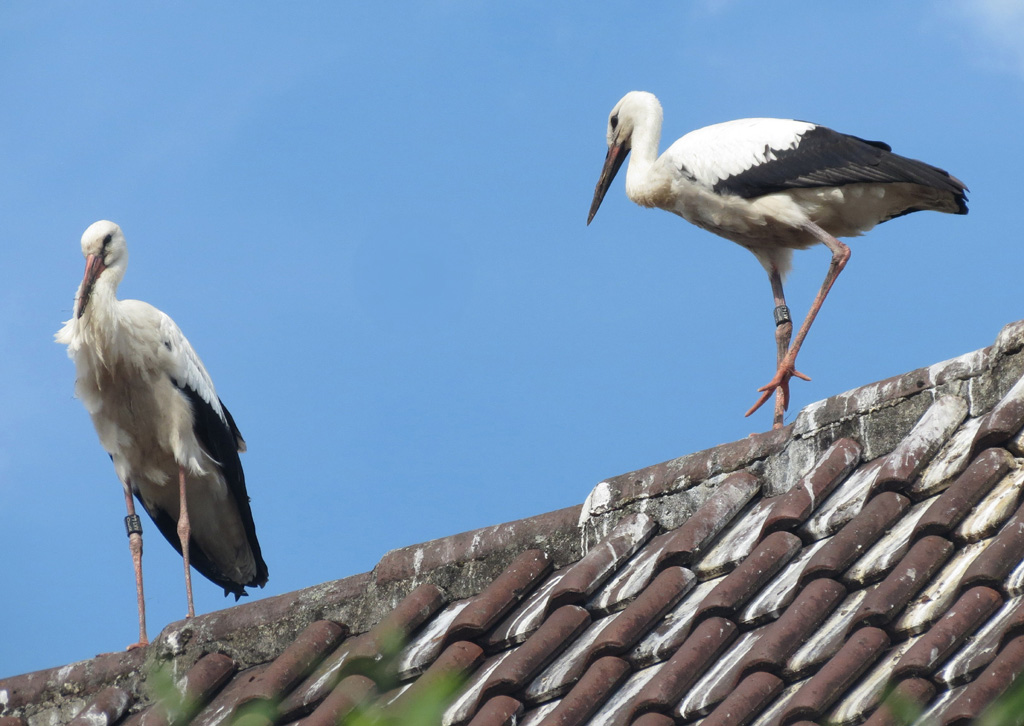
[{"x1": 579, "y1": 319, "x2": 1024, "y2": 538}]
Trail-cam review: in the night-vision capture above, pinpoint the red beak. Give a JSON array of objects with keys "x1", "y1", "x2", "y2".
[
  {"x1": 587, "y1": 143, "x2": 629, "y2": 225},
  {"x1": 76, "y1": 254, "x2": 106, "y2": 319}
]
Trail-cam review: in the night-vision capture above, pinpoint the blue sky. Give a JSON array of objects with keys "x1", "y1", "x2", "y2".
[{"x1": 2, "y1": 2, "x2": 1023, "y2": 677}]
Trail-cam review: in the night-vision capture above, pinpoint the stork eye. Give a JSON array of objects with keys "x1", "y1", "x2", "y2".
[
  {"x1": 610, "y1": 114, "x2": 619, "y2": 131},
  {"x1": 102, "y1": 233, "x2": 113, "y2": 248}
]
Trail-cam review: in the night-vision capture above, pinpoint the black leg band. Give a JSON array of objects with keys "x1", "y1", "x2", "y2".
[
  {"x1": 125, "y1": 514, "x2": 143, "y2": 537},
  {"x1": 774, "y1": 305, "x2": 791, "y2": 326}
]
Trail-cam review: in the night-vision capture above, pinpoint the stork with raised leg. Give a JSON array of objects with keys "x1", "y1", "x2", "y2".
[
  {"x1": 57, "y1": 220, "x2": 268, "y2": 647},
  {"x1": 587, "y1": 91, "x2": 968, "y2": 428}
]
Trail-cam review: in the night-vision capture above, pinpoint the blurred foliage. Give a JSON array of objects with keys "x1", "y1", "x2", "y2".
[
  {"x1": 976, "y1": 672, "x2": 1024, "y2": 726},
  {"x1": 827, "y1": 669, "x2": 1024, "y2": 726},
  {"x1": 144, "y1": 622, "x2": 1024, "y2": 725},
  {"x1": 145, "y1": 625, "x2": 467, "y2": 726}
]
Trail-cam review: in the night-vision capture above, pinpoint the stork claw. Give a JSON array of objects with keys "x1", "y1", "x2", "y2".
[{"x1": 744, "y1": 365, "x2": 811, "y2": 418}]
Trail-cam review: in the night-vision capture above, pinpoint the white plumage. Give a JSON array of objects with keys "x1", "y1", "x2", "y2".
[
  {"x1": 57, "y1": 220, "x2": 267, "y2": 646},
  {"x1": 664, "y1": 117, "x2": 818, "y2": 188},
  {"x1": 588, "y1": 91, "x2": 967, "y2": 427}
]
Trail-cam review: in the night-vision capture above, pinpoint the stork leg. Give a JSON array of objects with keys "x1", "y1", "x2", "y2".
[
  {"x1": 177, "y1": 465, "x2": 196, "y2": 618},
  {"x1": 767, "y1": 264, "x2": 793, "y2": 430},
  {"x1": 746, "y1": 222, "x2": 850, "y2": 419},
  {"x1": 123, "y1": 485, "x2": 149, "y2": 648}
]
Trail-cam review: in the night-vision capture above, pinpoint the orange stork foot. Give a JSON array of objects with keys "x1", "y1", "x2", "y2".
[{"x1": 745, "y1": 364, "x2": 812, "y2": 419}]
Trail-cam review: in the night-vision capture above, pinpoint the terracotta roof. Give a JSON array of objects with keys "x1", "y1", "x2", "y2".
[{"x1": 6, "y1": 319, "x2": 1024, "y2": 726}]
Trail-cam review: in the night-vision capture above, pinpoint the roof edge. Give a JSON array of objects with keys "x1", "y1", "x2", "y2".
[
  {"x1": 0, "y1": 506, "x2": 587, "y2": 719},
  {"x1": 578, "y1": 319, "x2": 1024, "y2": 536}
]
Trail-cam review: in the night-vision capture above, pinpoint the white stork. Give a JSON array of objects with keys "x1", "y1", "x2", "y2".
[
  {"x1": 56, "y1": 220, "x2": 268, "y2": 647},
  {"x1": 587, "y1": 91, "x2": 968, "y2": 428}
]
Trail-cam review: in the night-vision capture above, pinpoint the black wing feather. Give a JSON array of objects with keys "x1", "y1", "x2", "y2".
[
  {"x1": 713, "y1": 126, "x2": 968, "y2": 214},
  {"x1": 142, "y1": 382, "x2": 268, "y2": 599},
  {"x1": 139, "y1": 501, "x2": 254, "y2": 599}
]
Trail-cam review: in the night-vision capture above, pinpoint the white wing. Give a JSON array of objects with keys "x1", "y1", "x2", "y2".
[
  {"x1": 155, "y1": 310, "x2": 226, "y2": 422},
  {"x1": 664, "y1": 118, "x2": 816, "y2": 189}
]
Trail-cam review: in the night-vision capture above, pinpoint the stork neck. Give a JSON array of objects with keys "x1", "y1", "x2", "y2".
[
  {"x1": 79, "y1": 271, "x2": 125, "y2": 336},
  {"x1": 623, "y1": 103, "x2": 664, "y2": 206}
]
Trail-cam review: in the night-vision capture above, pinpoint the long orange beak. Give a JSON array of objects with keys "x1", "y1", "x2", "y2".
[
  {"x1": 76, "y1": 254, "x2": 106, "y2": 318},
  {"x1": 587, "y1": 143, "x2": 629, "y2": 225}
]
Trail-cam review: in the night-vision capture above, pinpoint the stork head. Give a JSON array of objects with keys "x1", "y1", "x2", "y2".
[
  {"x1": 588, "y1": 91, "x2": 662, "y2": 225},
  {"x1": 76, "y1": 220, "x2": 128, "y2": 319}
]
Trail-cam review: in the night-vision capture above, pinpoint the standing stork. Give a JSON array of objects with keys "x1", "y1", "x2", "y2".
[
  {"x1": 587, "y1": 91, "x2": 968, "y2": 428},
  {"x1": 56, "y1": 220, "x2": 268, "y2": 647}
]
